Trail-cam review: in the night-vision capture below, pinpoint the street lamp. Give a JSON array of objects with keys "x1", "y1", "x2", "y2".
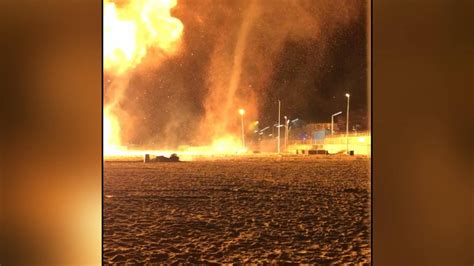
[
  {"x1": 238, "y1": 108, "x2": 245, "y2": 148},
  {"x1": 288, "y1": 118, "x2": 298, "y2": 145},
  {"x1": 253, "y1": 121, "x2": 259, "y2": 133},
  {"x1": 345, "y1": 93, "x2": 350, "y2": 154},
  {"x1": 284, "y1": 116, "x2": 289, "y2": 152},
  {"x1": 282, "y1": 117, "x2": 299, "y2": 152},
  {"x1": 254, "y1": 120, "x2": 259, "y2": 150},
  {"x1": 277, "y1": 100, "x2": 281, "y2": 154},
  {"x1": 331, "y1": 111, "x2": 342, "y2": 135}
]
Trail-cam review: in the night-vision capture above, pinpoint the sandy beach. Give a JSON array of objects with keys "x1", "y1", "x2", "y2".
[{"x1": 103, "y1": 155, "x2": 371, "y2": 264}]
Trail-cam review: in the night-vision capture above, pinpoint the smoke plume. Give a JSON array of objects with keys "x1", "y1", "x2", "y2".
[{"x1": 104, "y1": 0, "x2": 367, "y2": 151}]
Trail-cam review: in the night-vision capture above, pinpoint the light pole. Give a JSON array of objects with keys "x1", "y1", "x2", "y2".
[
  {"x1": 254, "y1": 121, "x2": 259, "y2": 148},
  {"x1": 277, "y1": 100, "x2": 281, "y2": 154},
  {"x1": 284, "y1": 116, "x2": 288, "y2": 152},
  {"x1": 288, "y1": 118, "x2": 299, "y2": 138},
  {"x1": 345, "y1": 93, "x2": 350, "y2": 154},
  {"x1": 286, "y1": 118, "x2": 299, "y2": 148},
  {"x1": 331, "y1": 111, "x2": 342, "y2": 135},
  {"x1": 239, "y1": 108, "x2": 245, "y2": 149}
]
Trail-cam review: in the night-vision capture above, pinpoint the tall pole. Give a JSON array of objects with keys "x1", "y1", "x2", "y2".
[
  {"x1": 345, "y1": 94, "x2": 350, "y2": 154},
  {"x1": 287, "y1": 120, "x2": 290, "y2": 150},
  {"x1": 331, "y1": 111, "x2": 342, "y2": 136},
  {"x1": 241, "y1": 115, "x2": 245, "y2": 148},
  {"x1": 277, "y1": 100, "x2": 281, "y2": 154},
  {"x1": 239, "y1": 109, "x2": 245, "y2": 149},
  {"x1": 284, "y1": 117, "x2": 288, "y2": 152},
  {"x1": 331, "y1": 116, "x2": 334, "y2": 135}
]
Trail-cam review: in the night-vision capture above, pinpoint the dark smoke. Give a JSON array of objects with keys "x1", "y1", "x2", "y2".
[{"x1": 105, "y1": 0, "x2": 368, "y2": 149}]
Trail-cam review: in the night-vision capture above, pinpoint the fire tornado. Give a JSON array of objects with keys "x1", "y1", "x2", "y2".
[{"x1": 103, "y1": 0, "x2": 365, "y2": 157}]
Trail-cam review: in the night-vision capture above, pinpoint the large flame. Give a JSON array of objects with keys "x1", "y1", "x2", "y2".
[
  {"x1": 104, "y1": 107, "x2": 122, "y2": 156},
  {"x1": 184, "y1": 135, "x2": 248, "y2": 155},
  {"x1": 104, "y1": 0, "x2": 183, "y2": 75},
  {"x1": 103, "y1": 0, "x2": 184, "y2": 156},
  {"x1": 102, "y1": 0, "x2": 264, "y2": 158}
]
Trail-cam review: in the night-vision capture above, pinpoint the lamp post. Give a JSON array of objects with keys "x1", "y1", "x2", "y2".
[
  {"x1": 277, "y1": 100, "x2": 281, "y2": 154},
  {"x1": 254, "y1": 121, "x2": 260, "y2": 148},
  {"x1": 288, "y1": 118, "x2": 299, "y2": 139},
  {"x1": 286, "y1": 118, "x2": 300, "y2": 148},
  {"x1": 331, "y1": 111, "x2": 342, "y2": 135},
  {"x1": 239, "y1": 108, "x2": 245, "y2": 149},
  {"x1": 284, "y1": 116, "x2": 288, "y2": 152},
  {"x1": 345, "y1": 93, "x2": 350, "y2": 154}
]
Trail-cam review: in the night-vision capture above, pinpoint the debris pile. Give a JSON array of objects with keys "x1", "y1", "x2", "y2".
[{"x1": 144, "y1": 153, "x2": 180, "y2": 163}]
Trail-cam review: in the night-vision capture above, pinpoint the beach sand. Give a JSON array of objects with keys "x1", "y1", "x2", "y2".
[{"x1": 103, "y1": 155, "x2": 371, "y2": 264}]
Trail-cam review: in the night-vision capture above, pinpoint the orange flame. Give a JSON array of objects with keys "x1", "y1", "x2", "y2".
[
  {"x1": 103, "y1": 0, "x2": 255, "y2": 157},
  {"x1": 103, "y1": 0, "x2": 184, "y2": 156},
  {"x1": 104, "y1": 107, "x2": 122, "y2": 156},
  {"x1": 104, "y1": 0, "x2": 183, "y2": 75}
]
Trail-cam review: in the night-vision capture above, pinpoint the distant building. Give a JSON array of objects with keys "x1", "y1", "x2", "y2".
[
  {"x1": 304, "y1": 123, "x2": 333, "y2": 132},
  {"x1": 290, "y1": 122, "x2": 336, "y2": 143}
]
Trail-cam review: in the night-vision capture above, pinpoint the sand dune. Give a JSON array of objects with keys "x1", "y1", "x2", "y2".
[{"x1": 103, "y1": 155, "x2": 371, "y2": 264}]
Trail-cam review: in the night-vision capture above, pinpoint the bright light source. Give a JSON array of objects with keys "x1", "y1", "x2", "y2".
[
  {"x1": 345, "y1": 93, "x2": 350, "y2": 97},
  {"x1": 358, "y1": 137, "x2": 365, "y2": 142},
  {"x1": 238, "y1": 108, "x2": 245, "y2": 115},
  {"x1": 255, "y1": 121, "x2": 259, "y2": 124}
]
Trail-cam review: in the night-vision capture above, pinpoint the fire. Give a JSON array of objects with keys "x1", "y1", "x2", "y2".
[
  {"x1": 102, "y1": 0, "x2": 254, "y2": 158},
  {"x1": 103, "y1": 0, "x2": 184, "y2": 156},
  {"x1": 211, "y1": 135, "x2": 247, "y2": 154},
  {"x1": 104, "y1": 0, "x2": 183, "y2": 75},
  {"x1": 104, "y1": 107, "x2": 123, "y2": 156}
]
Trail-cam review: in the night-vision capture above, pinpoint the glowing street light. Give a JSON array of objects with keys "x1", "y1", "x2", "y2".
[
  {"x1": 277, "y1": 100, "x2": 281, "y2": 154},
  {"x1": 331, "y1": 111, "x2": 343, "y2": 135},
  {"x1": 284, "y1": 118, "x2": 299, "y2": 151},
  {"x1": 238, "y1": 108, "x2": 245, "y2": 148},
  {"x1": 253, "y1": 121, "x2": 260, "y2": 133},
  {"x1": 345, "y1": 93, "x2": 350, "y2": 154},
  {"x1": 288, "y1": 118, "x2": 298, "y2": 134}
]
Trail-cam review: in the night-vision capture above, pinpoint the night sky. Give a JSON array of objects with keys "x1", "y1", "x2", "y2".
[{"x1": 107, "y1": 0, "x2": 369, "y2": 147}]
